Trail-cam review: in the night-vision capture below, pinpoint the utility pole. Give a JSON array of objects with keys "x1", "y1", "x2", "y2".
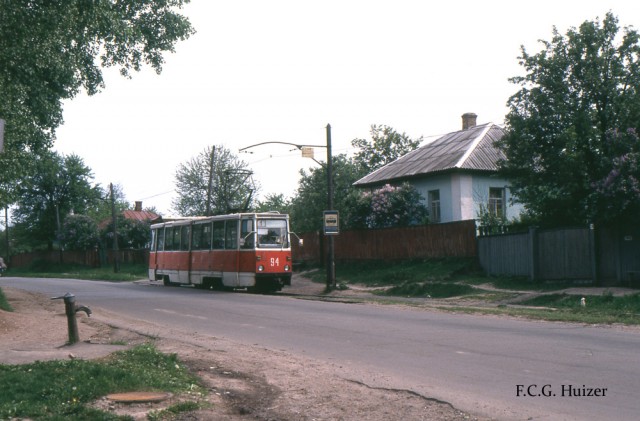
[
  {"x1": 206, "y1": 146, "x2": 216, "y2": 216},
  {"x1": 326, "y1": 124, "x2": 336, "y2": 291},
  {"x1": 0, "y1": 118, "x2": 4, "y2": 153},
  {"x1": 55, "y1": 204, "x2": 63, "y2": 263},
  {"x1": 0, "y1": 120, "x2": 6, "y2": 263},
  {"x1": 110, "y1": 183, "x2": 120, "y2": 273},
  {"x1": 4, "y1": 206, "x2": 9, "y2": 265}
]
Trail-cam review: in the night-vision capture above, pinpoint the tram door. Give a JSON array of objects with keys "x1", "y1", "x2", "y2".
[{"x1": 222, "y1": 219, "x2": 240, "y2": 287}]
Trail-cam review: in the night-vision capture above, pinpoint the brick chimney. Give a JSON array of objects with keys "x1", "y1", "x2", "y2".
[
  {"x1": 462, "y1": 112, "x2": 477, "y2": 130},
  {"x1": 135, "y1": 201, "x2": 142, "y2": 212}
]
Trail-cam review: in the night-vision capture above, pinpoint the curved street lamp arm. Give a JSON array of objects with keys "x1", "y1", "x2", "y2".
[{"x1": 239, "y1": 141, "x2": 325, "y2": 153}]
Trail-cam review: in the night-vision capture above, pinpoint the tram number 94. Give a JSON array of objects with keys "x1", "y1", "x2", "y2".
[{"x1": 270, "y1": 257, "x2": 280, "y2": 267}]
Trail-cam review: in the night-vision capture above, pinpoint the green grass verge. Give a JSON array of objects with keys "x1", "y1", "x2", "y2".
[
  {"x1": 307, "y1": 258, "x2": 487, "y2": 298},
  {"x1": 302, "y1": 259, "x2": 640, "y2": 325},
  {"x1": 0, "y1": 287, "x2": 13, "y2": 312},
  {"x1": 148, "y1": 401, "x2": 203, "y2": 421},
  {"x1": 8, "y1": 262, "x2": 148, "y2": 282},
  {"x1": 519, "y1": 291, "x2": 640, "y2": 322},
  {"x1": 441, "y1": 291, "x2": 640, "y2": 325},
  {"x1": 487, "y1": 276, "x2": 591, "y2": 292},
  {"x1": 379, "y1": 282, "x2": 478, "y2": 298},
  {"x1": 334, "y1": 258, "x2": 483, "y2": 286},
  {"x1": 0, "y1": 343, "x2": 207, "y2": 420}
]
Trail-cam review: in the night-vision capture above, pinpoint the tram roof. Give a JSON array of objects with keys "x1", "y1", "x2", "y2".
[{"x1": 150, "y1": 212, "x2": 287, "y2": 227}]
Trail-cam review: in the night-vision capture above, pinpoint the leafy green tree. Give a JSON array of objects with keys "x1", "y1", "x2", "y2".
[
  {"x1": 60, "y1": 214, "x2": 100, "y2": 251},
  {"x1": 254, "y1": 193, "x2": 291, "y2": 214},
  {"x1": 85, "y1": 183, "x2": 129, "y2": 224},
  {"x1": 173, "y1": 145, "x2": 256, "y2": 216},
  {"x1": 289, "y1": 154, "x2": 364, "y2": 232},
  {"x1": 351, "y1": 125, "x2": 423, "y2": 174},
  {"x1": 497, "y1": 12, "x2": 640, "y2": 226},
  {"x1": 0, "y1": 0, "x2": 193, "y2": 206},
  {"x1": 101, "y1": 217, "x2": 151, "y2": 250},
  {"x1": 12, "y1": 151, "x2": 102, "y2": 250}
]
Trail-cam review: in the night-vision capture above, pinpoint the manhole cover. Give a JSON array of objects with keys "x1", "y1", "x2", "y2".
[{"x1": 106, "y1": 392, "x2": 171, "y2": 403}]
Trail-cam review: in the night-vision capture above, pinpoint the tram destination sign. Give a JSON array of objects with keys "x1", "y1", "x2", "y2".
[{"x1": 323, "y1": 210, "x2": 339, "y2": 235}]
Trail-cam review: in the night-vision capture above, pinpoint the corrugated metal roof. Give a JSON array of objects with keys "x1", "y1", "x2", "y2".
[
  {"x1": 354, "y1": 123, "x2": 505, "y2": 186},
  {"x1": 122, "y1": 209, "x2": 159, "y2": 222}
]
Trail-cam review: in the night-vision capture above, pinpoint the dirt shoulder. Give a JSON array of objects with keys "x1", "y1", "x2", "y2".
[{"x1": 0, "y1": 283, "x2": 489, "y2": 421}]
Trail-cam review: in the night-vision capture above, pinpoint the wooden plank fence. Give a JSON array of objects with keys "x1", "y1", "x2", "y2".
[
  {"x1": 10, "y1": 249, "x2": 149, "y2": 269},
  {"x1": 292, "y1": 220, "x2": 477, "y2": 265},
  {"x1": 478, "y1": 225, "x2": 640, "y2": 285},
  {"x1": 477, "y1": 230, "x2": 532, "y2": 278}
]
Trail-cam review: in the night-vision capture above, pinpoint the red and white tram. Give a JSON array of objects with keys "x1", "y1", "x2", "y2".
[{"x1": 149, "y1": 212, "x2": 295, "y2": 293}]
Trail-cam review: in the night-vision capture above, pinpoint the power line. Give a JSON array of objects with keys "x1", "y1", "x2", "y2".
[{"x1": 139, "y1": 190, "x2": 175, "y2": 200}]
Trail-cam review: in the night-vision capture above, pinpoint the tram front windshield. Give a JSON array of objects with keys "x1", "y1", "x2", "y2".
[{"x1": 257, "y1": 219, "x2": 289, "y2": 248}]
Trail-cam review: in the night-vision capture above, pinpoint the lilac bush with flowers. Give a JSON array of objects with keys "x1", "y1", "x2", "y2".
[
  {"x1": 591, "y1": 129, "x2": 640, "y2": 223},
  {"x1": 347, "y1": 183, "x2": 428, "y2": 229},
  {"x1": 59, "y1": 215, "x2": 100, "y2": 251}
]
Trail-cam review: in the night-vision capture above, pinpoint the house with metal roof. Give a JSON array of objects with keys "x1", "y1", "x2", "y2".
[
  {"x1": 99, "y1": 201, "x2": 159, "y2": 229},
  {"x1": 353, "y1": 113, "x2": 523, "y2": 224}
]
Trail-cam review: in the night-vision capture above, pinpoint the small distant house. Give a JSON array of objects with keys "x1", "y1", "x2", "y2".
[
  {"x1": 353, "y1": 113, "x2": 523, "y2": 224},
  {"x1": 123, "y1": 201, "x2": 159, "y2": 224},
  {"x1": 100, "y1": 201, "x2": 158, "y2": 229}
]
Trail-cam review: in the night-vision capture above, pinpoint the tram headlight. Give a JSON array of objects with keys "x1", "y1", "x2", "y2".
[
  {"x1": 284, "y1": 265, "x2": 290, "y2": 271},
  {"x1": 258, "y1": 265, "x2": 264, "y2": 272}
]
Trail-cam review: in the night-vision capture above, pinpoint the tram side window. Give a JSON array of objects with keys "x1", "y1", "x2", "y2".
[
  {"x1": 157, "y1": 228, "x2": 165, "y2": 251},
  {"x1": 164, "y1": 227, "x2": 174, "y2": 251},
  {"x1": 150, "y1": 229, "x2": 157, "y2": 251},
  {"x1": 173, "y1": 227, "x2": 182, "y2": 250},
  {"x1": 192, "y1": 224, "x2": 202, "y2": 250},
  {"x1": 202, "y1": 222, "x2": 212, "y2": 249},
  {"x1": 240, "y1": 219, "x2": 255, "y2": 249},
  {"x1": 225, "y1": 220, "x2": 238, "y2": 250},
  {"x1": 180, "y1": 225, "x2": 190, "y2": 251},
  {"x1": 212, "y1": 221, "x2": 225, "y2": 249}
]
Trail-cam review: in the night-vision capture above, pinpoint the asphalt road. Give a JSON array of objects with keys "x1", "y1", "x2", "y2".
[{"x1": 2, "y1": 276, "x2": 639, "y2": 420}]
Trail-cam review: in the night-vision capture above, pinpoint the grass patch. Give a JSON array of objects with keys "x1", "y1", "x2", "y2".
[
  {"x1": 521, "y1": 291, "x2": 640, "y2": 314},
  {"x1": 0, "y1": 287, "x2": 13, "y2": 312},
  {"x1": 301, "y1": 259, "x2": 640, "y2": 325},
  {"x1": 0, "y1": 343, "x2": 207, "y2": 420},
  {"x1": 306, "y1": 258, "x2": 486, "y2": 298},
  {"x1": 8, "y1": 262, "x2": 148, "y2": 282},
  {"x1": 308, "y1": 258, "x2": 483, "y2": 286},
  {"x1": 442, "y1": 291, "x2": 640, "y2": 325},
  {"x1": 381, "y1": 282, "x2": 477, "y2": 298},
  {"x1": 148, "y1": 401, "x2": 205, "y2": 421},
  {"x1": 487, "y1": 276, "x2": 592, "y2": 292}
]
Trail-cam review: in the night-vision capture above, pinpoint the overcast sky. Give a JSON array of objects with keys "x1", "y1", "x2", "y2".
[{"x1": 54, "y1": 0, "x2": 640, "y2": 216}]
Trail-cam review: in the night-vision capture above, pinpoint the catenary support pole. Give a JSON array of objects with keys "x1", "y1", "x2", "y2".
[{"x1": 326, "y1": 124, "x2": 336, "y2": 290}]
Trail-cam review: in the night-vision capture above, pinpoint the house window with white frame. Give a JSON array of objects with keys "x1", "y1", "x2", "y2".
[
  {"x1": 428, "y1": 190, "x2": 441, "y2": 223},
  {"x1": 488, "y1": 187, "x2": 505, "y2": 218}
]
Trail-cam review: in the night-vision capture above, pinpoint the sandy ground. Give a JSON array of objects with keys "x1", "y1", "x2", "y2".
[{"x1": 0, "y1": 280, "x2": 490, "y2": 421}]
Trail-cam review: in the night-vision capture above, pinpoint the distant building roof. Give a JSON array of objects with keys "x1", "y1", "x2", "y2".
[
  {"x1": 99, "y1": 201, "x2": 159, "y2": 229},
  {"x1": 122, "y1": 209, "x2": 159, "y2": 222},
  {"x1": 354, "y1": 122, "x2": 505, "y2": 187}
]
